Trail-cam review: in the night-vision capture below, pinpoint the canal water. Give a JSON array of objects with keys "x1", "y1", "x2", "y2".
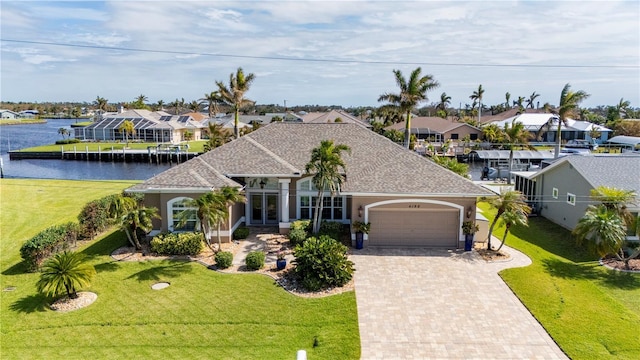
[{"x1": 0, "y1": 119, "x2": 172, "y2": 180}]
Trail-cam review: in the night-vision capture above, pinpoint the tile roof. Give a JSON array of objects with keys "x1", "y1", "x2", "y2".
[{"x1": 131, "y1": 123, "x2": 493, "y2": 196}]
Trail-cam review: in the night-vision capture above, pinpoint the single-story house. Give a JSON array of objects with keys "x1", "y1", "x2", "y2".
[
  {"x1": 490, "y1": 113, "x2": 611, "y2": 144},
  {"x1": 301, "y1": 110, "x2": 371, "y2": 127},
  {"x1": 18, "y1": 110, "x2": 39, "y2": 118},
  {"x1": 513, "y1": 155, "x2": 640, "y2": 240},
  {"x1": 0, "y1": 109, "x2": 20, "y2": 119},
  {"x1": 127, "y1": 123, "x2": 493, "y2": 249},
  {"x1": 607, "y1": 135, "x2": 640, "y2": 152},
  {"x1": 385, "y1": 116, "x2": 482, "y2": 142},
  {"x1": 74, "y1": 109, "x2": 207, "y2": 143}
]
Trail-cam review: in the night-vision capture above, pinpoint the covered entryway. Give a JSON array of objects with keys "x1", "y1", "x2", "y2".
[
  {"x1": 249, "y1": 192, "x2": 279, "y2": 225},
  {"x1": 368, "y1": 208, "x2": 459, "y2": 247}
]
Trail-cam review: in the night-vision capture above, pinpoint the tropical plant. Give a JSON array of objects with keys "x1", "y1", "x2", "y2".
[
  {"x1": 36, "y1": 251, "x2": 96, "y2": 299},
  {"x1": 245, "y1": 251, "x2": 265, "y2": 270},
  {"x1": 462, "y1": 221, "x2": 479, "y2": 235},
  {"x1": 94, "y1": 96, "x2": 108, "y2": 116},
  {"x1": 378, "y1": 67, "x2": 439, "y2": 148},
  {"x1": 352, "y1": 220, "x2": 371, "y2": 234},
  {"x1": 526, "y1": 91, "x2": 540, "y2": 109},
  {"x1": 589, "y1": 186, "x2": 637, "y2": 227},
  {"x1": 293, "y1": 235, "x2": 355, "y2": 291},
  {"x1": 119, "y1": 120, "x2": 135, "y2": 147},
  {"x1": 203, "y1": 122, "x2": 233, "y2": 152},
  {"x1": 483, "y1": 189, "x2": 530, "y2": 250},
  {"x1": 502, "y1": 118, "x2": 532, "y2": 184},
  {"x1": 57, "y1": 127, "x2": 70, "y2": 139},
  {"x1": 494, "y1": 208, "x2": 529, "y2": 252},
  {"x1": 504, "y1": 92, "x2": 511, "y2": 108},
  {"x1": 188, "y1": 100, "x2": 200, "y2": 112},
  {"x1": 481, "y1": 123, "x2": 504, "y2": 144},
  {"x1": 431, "y1": 155, "x2": 469, "y2": 177},
  {"x1": 539, "y1": 84, "x2": 590, "y2": 158},
  {"x1": 150, "y1": 232, "x2": 203, "y2": 255},
  {"x1": 71, "y1": 107, "x2": 82, "y2": 120},
  {"x1": 305, "y1": 140, "x2": 351, "y2": 234},
  {"x1": 437, "y1": 92, "x2": 451, "y2": 118},
  {"x1": 155, "y1": 99, "x2": 165, "y2": 111},
  {"x1": 469, "y1": 84, "x2": 484, "y2": 125},
  {"x1": 615, "y1": 98, "x2": 631, "y2": 119},
  {"x1": 215, "y1": 251, "x2": 233, "y2": 269},
  {"x1": 200, "y1": 91, "x2": 222, "y2": 118},
  {"x1": 216, "y1": 67, "x2": 256, "y2": 139},
  {"x1": 119, "y1": 206, "x2": 160, "y2": 250}
]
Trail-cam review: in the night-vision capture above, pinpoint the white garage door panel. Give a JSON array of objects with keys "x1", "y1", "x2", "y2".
[{"x1": 368, "y1": 209, "x2": 458, "y2": 247}]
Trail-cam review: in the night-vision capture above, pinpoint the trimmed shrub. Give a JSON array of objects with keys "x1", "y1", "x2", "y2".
[
  {"x1": 293, "y1": 235, "x2": 355, "y2": 291},
  {"x1": 78, "y1": 194, "x2": 117, "y2": 239},
  {"x1": 20, "y1": 222, "x2": 79, "y2": 271},
  {"x1": 150, "y1": 232, "x2": 203, "y2": 255},
  {"x1": 319, "y1": 221, "x2": 345, "y2": 240},
  {"x1": 290, "y1": 219, "x2": 312, "y2": 232},
  {"x1": 288, "y1": 228, "x2": 308, "y2": 247},
  {"x1": 245, "y1": 251, "x2": 265, "y2": 271},
  {"x1": 215, "y1": 251, "x2": 233, "y2": 269},
  {"x1": 55, "y1": 138, "x2": 81, "y2": 145},
  {"x1": 233, "y1": 226, "x2": 250, "y2": 240}
]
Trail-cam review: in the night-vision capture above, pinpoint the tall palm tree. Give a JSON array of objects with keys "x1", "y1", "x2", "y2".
[
  {"x1": 305, "y1": 140, "x2": 351, "y2": 234},
  {"x1": 200, "y1": 91, "x2": 222, "y2": 118},
  {"x1": 58, "y1": 127, "x2": 70, "y2": 139},
  {"x1": 216, "y1": 67, "x2": 256, "y2": 139},
  {"x1": 552, "y1": 83, "x2": 590, "y2": 158},
  {"x1": 484, "y1": 189, "x2": 530, "y2": 250},
  {"x1": 495, "y1": 207, "x2": 530, "y2": 252},
  {"x1": 504, "y1": 92, "x2": 511, "y2": 109},
  {"x1": 136, "y1": 94, "x2": 148, "y2": 104},
  {"x1": 502, "y1": 118, "x2": 532, "y2": 184},
  {"x1": 119, "y1": 120, "x2": 135, "y2": 147},
  {"x1": 119, "y1": 206, "x2": 159, "y2": 250},
  {"x1": 437, "y1": 92, "x2": 452, "y2": 118},
  {"x1": 573, "y1": 205, "x2": 631, "y2": 268},
  {"x1": 156, "y1": 100, "x2": 165, "y2": 111},
  {"x1": 469, "y1": 84, "x2": 484, "y2": 125},
  {"x1": 514, "y1": 96, "x2": 525, "y2": 111},
  {"x1": 94, "y1": 96, "x2": 108, "y2": 119},
  {"x1": 378, "y1": 67, "x2": 439, "y2": 148},
  {"x1": 615, "y1": 98, "x2": 631, "y2": 119},
  {"x1": 36, "y1": 251, "x2": 96, "y2": 299},
  {"x1": 188, "y1": 100, "x2": 200, "y2": 112},
  {"x1": 526, "y1": 91, "x2": 540, "y2": 109}
]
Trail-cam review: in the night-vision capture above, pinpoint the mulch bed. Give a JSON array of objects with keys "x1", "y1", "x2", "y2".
[{"x1": 601, "y1": 257, "x2": 640, "y2": 272}]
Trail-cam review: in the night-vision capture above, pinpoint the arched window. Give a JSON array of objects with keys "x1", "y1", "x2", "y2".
[{"x1": 167, "y1": 197, "x2": 198, "y2": 231}]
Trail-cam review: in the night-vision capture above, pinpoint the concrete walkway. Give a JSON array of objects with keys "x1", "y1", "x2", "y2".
[{"x1": 352, "y1": 246, "x2": 567, "y2": 359}]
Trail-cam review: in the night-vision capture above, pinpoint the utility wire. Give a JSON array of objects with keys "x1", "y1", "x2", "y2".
[{"x1": 2, "y1": 38, "x2": 639, "y2": 69}]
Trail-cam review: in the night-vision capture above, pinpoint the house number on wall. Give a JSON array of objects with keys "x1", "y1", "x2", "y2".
[{"x1": 408, "y1": 204, "x2": 420, "y2": 208}]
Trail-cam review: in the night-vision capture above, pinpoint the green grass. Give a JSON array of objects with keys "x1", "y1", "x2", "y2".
[
  {"x1": 16, "y1": 140, "x2": 207, "y2": 154},
  {"x1": 0, "y1": 179, "x2": 359, "y2": 359},
  {"x1": 480, "y1": 203, "x2": 640, "y2": 360},
  {"x1": 0, "y1": 119, "x2": 47, "y2": 125}
]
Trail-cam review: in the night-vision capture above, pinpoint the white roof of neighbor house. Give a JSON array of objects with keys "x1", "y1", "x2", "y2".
[
  {"x1": 492, "y1": 114, "x2": 611, "y2": 132},
  {"x1": 471, "y1": 150, "x2": 555, "y2": 160},
  {"x1": 607, "y1": 135, "x2": 640, "y2": 146}
]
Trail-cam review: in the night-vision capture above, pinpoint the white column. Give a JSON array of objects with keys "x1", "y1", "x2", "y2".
[{"x1": 279, "y1": 179, "x2": 290, "y2": 223}]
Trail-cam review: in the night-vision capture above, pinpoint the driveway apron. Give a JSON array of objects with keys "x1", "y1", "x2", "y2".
[{"x1": 352, "y1": 247, "x2": 567, "y2": 359}]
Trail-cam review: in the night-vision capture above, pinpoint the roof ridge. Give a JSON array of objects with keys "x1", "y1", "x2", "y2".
[{"x1": 244, "y1": 136, "x2": 301, "y2": 174}]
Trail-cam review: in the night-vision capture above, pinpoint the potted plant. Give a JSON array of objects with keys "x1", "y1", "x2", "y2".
[
  {"x1": 276, "y1": 251, "x2": 286, "y2": 270},
  {"x1": 462, "y1": 221, "x2": 479, "y2": 251},
  {"x1": 352, "y1": 221, "x2": 371, "y2": 250}
]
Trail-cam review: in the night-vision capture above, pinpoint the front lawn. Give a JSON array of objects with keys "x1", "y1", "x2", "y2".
[
  {"x1": 0, "y1": 179, "x2": 360, "y2": 359},
  {"x1": 480, "y1": 204, "x2": 640, "y2": 360}
]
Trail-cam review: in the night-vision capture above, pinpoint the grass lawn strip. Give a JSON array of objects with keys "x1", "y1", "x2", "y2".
[
  {"x1": 1, "y1": 179, "x2": 360, "y2": 359},
  {"x1": 479, "y1": 203, "x2": 640, "y2": 360}
]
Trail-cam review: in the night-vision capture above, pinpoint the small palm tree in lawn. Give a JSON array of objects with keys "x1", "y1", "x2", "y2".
[
  {"x1": 469, "y1": 84, "x2": 484, "y2": 125},
  {"x1": 36, "y1": 251, "x2": 96, "y2": 300},
  {"x1": 216, "y1": 67, "x2": 256, "y2": 139},
  {"x1": 378, "y1": 67, "x2": 439, "y2": 148},
  {"x1": 502, "y1": 118, "x2": 532, "y2": 184},
  {"x1": 119, "y1": 206, "x2": 160, "y2": 250},
  {"x1": 119, "y1": 120, "x2": 135, "y2": 147},
  {"x1": 200, "y1": 91, "x2": 222, "y2": 118},
  {"x1": 526, "y1": 91, "x2": 540, "y2": 109},
  {"x1": 305, "y1": 140, "x2": 351, "y2": 234},
  {"x1": 573, "y1": 205, "x2": 634, "y2": 268},
  {"x1": 495, "y1": 207, "x2": 530, "y2": 252},
  {"x1": 484, "y1": 189, "x2": 530, "y2": 251}
]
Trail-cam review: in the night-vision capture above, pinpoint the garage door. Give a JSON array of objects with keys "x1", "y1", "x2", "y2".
[{"x1": 367, "y1": 208, "x2": 459, "y2": 247}]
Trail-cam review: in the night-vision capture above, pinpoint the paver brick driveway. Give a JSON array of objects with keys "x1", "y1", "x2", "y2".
[{"x1": 352, "y1": 247, "x2": 567, "y2": 359}]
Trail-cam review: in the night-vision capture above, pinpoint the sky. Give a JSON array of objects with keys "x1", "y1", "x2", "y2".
[{"x1": 1, "y1": 0, "x2": 639, "y2": 109}]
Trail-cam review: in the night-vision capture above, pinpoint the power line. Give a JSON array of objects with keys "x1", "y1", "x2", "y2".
[{"x1": 2, "y1": 38, "x2": 639, "y2": 70}]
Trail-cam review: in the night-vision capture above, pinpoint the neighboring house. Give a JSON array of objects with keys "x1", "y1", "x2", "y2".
[
  {"x1": 127, "y1": 123, "x2": 493, "y2": 248},
  {"x1": 513, "y1": 156, "x2": 640, "y2": 240},
  {"x1": 0, "y1": 109, "x2": 20, "y2": 119},
  {"x1": 74, "y1": 109, "x2": 207, "y2": 143},
  {"x1": 479, "y1": 108, "x2": 548, "y2": 125},
  {"x1": 203, "y1": 116, "x2": 253, "y2": 133},
  {"x1": 607, "y1": 135, "x2": 640, "y2": 152},
  {"x1": 490, "y1": 113, "x2": 611, "y2": 143},
  {"x1": 385, "y1": 116, "x2": 482, "y2": 142},
  {"x1": 301, "y1": 110, "x2": 371, "y2": 127},
  {"x1": 18, "y1": 109, "x2": 39, "y2": 118}
]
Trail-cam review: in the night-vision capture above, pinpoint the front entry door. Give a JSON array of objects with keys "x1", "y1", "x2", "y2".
[{"x1": 251, "y1": 193, "x2": 278, "y2": 225}]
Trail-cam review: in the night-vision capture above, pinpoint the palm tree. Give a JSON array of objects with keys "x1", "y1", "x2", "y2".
[
  {"x1": 481, "y1": 123, "x2": 504, "y2": 145},
  {"x1": 573, "y1": 205, "x2": 631, "y2": 268},
  {"x1": 200, "y1": 91, "x2": 222, "y2": 118},
  {"x1": 378, "y1": 67, "x2": 439, "y2": 148},
  {"x1": 156, "y1": 99, "x2": 165, "y2": 111},
  {"x1": 504, "y1": 92, "x2": 511, "y2": 109},
  {"x1": 484, "y1": 189, "x2": 530, "y2": 250},
  {"x1": 216, "y1": 67, "x2": 256, "y2": 139},
  {"x1": 589, "y1": 186, "x2": 636, "y2": 229},
  {"x1": 305, "y1": 140, "x2": 351, "y2": 234},
  {"x1": 469, "y1": 84, "x2": 484, "y2": 125},
  {"x1": 94, "y1": 96, "x2": 108, "y2": 119},
  {"x1": 203, "y1": 122, "x2": 233, "y2": 152},
  {"x1": 119, "y1": 120, "x2": 135, "y2": 147},
  {"x1": 437, "y1": 92, "x2": 452, "y2": 118},
  {"x1": 495, "y1": 207, "x2": 530, "y2": 252},
  {"x1": 36, "y1": 251, "x2": 96, "y2": 299},
  {"x1": 526, "y1": 91, "x2": 540, "y2": 109},
  {"x1": 188, "y1": 100, "x2": 200, "y2": 112},
  {"x1": 502, "y1": 118, "x2": 532, "y2": 184},
  {"x1": 58, "y1": 127, "x2": 70, "y2": 139},
  {"x1": 551, "y1": 83, "x2": 590, "y2": 158},
  {"x1": 108, "y1": 194, "x2": 137, "y2": 221},
  {"x1": 119, "y1": 206, "x2": 159, "y2": 250},
  {"x1": 615, "y1": 98, "x2": 631, "y2": 119}
]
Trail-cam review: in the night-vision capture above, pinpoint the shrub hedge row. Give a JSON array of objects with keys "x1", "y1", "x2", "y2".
[
  {"x1": 150, "y1": 232, "x2": 203, "y2": 255},
  {"x1": 19, "y1": 222, "x2": 80, "y2": 271}
]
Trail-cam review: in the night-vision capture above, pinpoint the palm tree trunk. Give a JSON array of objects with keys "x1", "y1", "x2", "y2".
[
  {"x1": 507, "y1": 149, "x2": 514, "y2": 185},
  {"x1": 487, "y1": 215, "x2": 502, "y2": 250},
  {"x1": 131, "y1": 227, "x2": 142, "y2": 250},
  {"x1": 554, "y1": 122, "x2": 562, "y2": 158},
  {"x1": 202, "y1": 222, "x2": 214, "y2": 251},
  {"x1": 495, "y1": 225, "x2": 510, "y2": 252},
  {"x1": 217, "y1": 223, "x2": 222, "y2": 252},
  {"x1": 404, "y1": 112, "x2": 412, "y2": 149},
  {"x1": 312, "y1": 189, "x2": 324, "y2": 234},
  {"x1": 234, "y1": 109, "x2": 240, "y2": 139},
  {"x1": 123, "y1": 228, "x2": 136, "y2": 248}
]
